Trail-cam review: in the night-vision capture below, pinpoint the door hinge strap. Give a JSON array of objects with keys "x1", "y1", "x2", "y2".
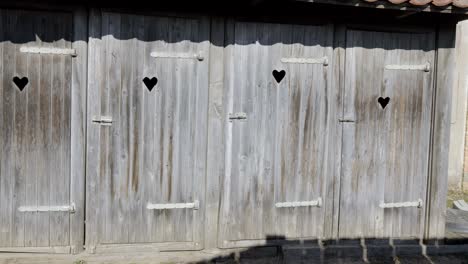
[
  {"x1": 229, "y1": 112, "x2": 247, "y2": 122},
  {"x1": 18, "y1": 203, "x2": 76, "y2": 213},
  {"x1": 20, "y1": 46, "x2": 77, "y2": 57},
  {"x1": 92, "y1": 116, "x2": 113, "y2": 126},
  {"x1": 379, "y1": 199, "x2": 423, "y2": 209},
  {"x1": 281, "y1": 56, "x2": 328, "y2": 66},
  {"x1": 146, "y1": 200, "x2": 199, "y2": 210},
  {"x1": 150, "y1": 51, "x2": 204, "y2": 61},
  {"x1": 275, "y1": 198, "x2": 322, "y2": 208},
  {"x1": 385, "y1": 62, "x2": 430, "y2": 72}
]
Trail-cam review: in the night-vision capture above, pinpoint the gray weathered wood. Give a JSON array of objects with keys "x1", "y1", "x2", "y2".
[
  {"x1": 70, "y1": 8, "x2": 88, "y2": 254},
  {"x1": 0, "y1": 9, "x2": 75, "y2": 250},
  {"x1": 219, "y1": 20, "x2": 334, "y2": 247},
  {"x1": 339, "y1": 28, "x2": 435, "y2": 239},
  {"x1": 86, "y1": 10, "x2": 209, "y2": 250},
  {"x1": 85, "y1": 8, "x2": 103, "y2": 252},
  {"x1": 425, "y1": 25, "x2": 456, "y2": 239},
  {"x1": 204, "y1": 17, "x2": 225, "y2": 249}
]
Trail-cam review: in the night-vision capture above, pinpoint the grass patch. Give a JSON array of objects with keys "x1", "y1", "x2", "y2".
[{"x1": 447, "y1": 187, "x2": 468, "y2": 208}]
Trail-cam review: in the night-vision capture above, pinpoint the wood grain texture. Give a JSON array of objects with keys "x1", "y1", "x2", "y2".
[
  {"x1": 86, "y1": 11, "x2": 209, "y2": 248},
  {"x1": 339, "y1": 29, "x2": 436, "y2": 239},
  {"x1": 0, "y1": 9, "x2": 73, "y2": 249},
  {"x1": 204, "y1": 17, "x2": 225, "y2": 249},
  {"x1": 70, "y1": 8, "x2": 87, "y2": 254},
  {"x1": 425, "y1": 25, "x2": 455, "y2": 239},
  {"x1": 219, "y1": 21, "x2": 334, "y2": 247}
]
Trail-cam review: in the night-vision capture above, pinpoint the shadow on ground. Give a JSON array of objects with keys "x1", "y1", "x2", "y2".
[{"x1": 194, "y1": 235, "x2": 468, "y2": 264}]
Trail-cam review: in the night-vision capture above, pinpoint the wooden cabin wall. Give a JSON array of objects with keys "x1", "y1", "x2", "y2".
[{"x1": 0, "y1": 2, "x2": 459, "y2": 253}]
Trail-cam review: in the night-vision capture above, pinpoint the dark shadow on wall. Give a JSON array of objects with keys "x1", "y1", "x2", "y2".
[
  {"x1": 192, "y1": 235, "x2": 468, "y2": 263},
  {"x1": 0, "y1": 0, "x2": 462, "y2": 48}
]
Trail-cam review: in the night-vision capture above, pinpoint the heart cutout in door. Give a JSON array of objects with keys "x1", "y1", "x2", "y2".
[
  {"x1": 272, "y1": 70, "x2": 286, "y2": 83},
  {"x1": 143, "y1": 77, "x2": 158, "y2": 91},
  {"x1": 13, "y1": 76, "x2": 29, "y2": 91},
  {"x1": 378, "y1": 97, "x2": 390, "y2": 109}
]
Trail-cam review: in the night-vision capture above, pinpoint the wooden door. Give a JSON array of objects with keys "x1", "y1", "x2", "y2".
[
  {"x1": 86, "y1": 12, "x2": 209, "y2": 250},
  {"x1": 219, "y1": 21, "x2": 334, "y2": 247},
  {"x1": 339, "y1": 29, "x2": 435, "y2": 239},
  {"x1": 0, "y1": 10, "x2": 78, "y2": 252}
]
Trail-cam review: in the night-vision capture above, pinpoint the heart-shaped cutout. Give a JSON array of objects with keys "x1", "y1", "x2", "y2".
[
  {"x1": 378, "y1": 97, "x2": 390, "y2": 109},
  {"x1": 13, "y1": 76, "x2": 28, "y2": 91},
  {"x1": 143, "y1": 77, "x2": 158, "y2": 91},
  {"x1": 272, "y1": 70, "x2": 286, "y2": 83}
]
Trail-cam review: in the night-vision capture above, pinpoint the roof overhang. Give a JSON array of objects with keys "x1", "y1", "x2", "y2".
[{"x1": 299, "y1": 0, "x2": 468, "y2": 14}]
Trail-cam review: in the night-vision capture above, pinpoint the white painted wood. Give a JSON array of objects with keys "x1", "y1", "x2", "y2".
[{"x1": 20, "y1": 46, "x2": 77, "y2": 56}]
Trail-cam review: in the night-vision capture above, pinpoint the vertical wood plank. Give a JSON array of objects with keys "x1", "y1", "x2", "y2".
[
  {"x1": 70, "y1": 8, "x2": 87, "y2": 253},
  {"x1": 426, "y1": 25, "x2": 455, "y2": 239},
  {"x1": 205, "y1": 16, "x2": 225, "y2": 249},
  {"x1": 11, "y1": 10, "x2": 30, "y2": 247},
  {"x1": 0, "y1": 9, "x2": 7, "y2": 246},
  {"x1": 36, "y1": 14, "x2": 52, "y2": 246},
  {"x1": 85, "y1": 8, "x2": 103, "y2": 251},
  {"x1": 23, "y1": 11, "x2": 41, "y2": 248}
]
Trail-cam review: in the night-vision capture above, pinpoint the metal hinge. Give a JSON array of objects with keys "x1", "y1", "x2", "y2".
[
  {"x1": 275, "y1": 198, "x2": 322, "y2": 208},
  {"x1": 379, "y1": 199, "x2": 423, "y2": 209},
  {"x1": 229, "y1": 112, "x2": 247, "y2": 122},
  {"x1": 385, "y1": 62, "x2": 430, "y2": 72},
  {"x1": 339, "y1": 119, "x2": 355, "y2": 123},
  {"x1": 92, "y1": 116, "x2": 113, "y2": 126},
  {"x1": 281, "y1": 56, "x2": 328, "y2": 66},
  {"x1": 146, "y1": 200, "x2": 200, "y2": 210},
  {"x1": 18, "y1": 203, "x2": 76, "y2": 213},
  {"x1": 150, "y1": 51, "x2": 204, "y2": 61},
  {"x1": 20, "y1": 46, "x2": 77, "y2": 57}
]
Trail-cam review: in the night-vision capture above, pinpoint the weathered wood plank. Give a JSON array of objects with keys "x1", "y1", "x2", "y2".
[
  {"x1": 219, "y1": 21, "x2": 333, "y2": 246},
  {"x1": 339, "y1": 29, "x2": 435, "y2": 239},
  {"x1": 70, "y1": 8, "x2": 87, "y2": 254},
  {"x1": 85, "y1": 8, "x2": 103, "y2": 251},
  {"x1": 426, "y1": 24, "x2": 456, "y2": 239},
  {"x1": 87, "y1": 11, "x2": 209, "y2": 248},
  {"x1": 11, "y1": 10, "x2": 26, "y2": 247},
  {"x1": 326, "y1": 24, "x2": 345, "y2": 239}
]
